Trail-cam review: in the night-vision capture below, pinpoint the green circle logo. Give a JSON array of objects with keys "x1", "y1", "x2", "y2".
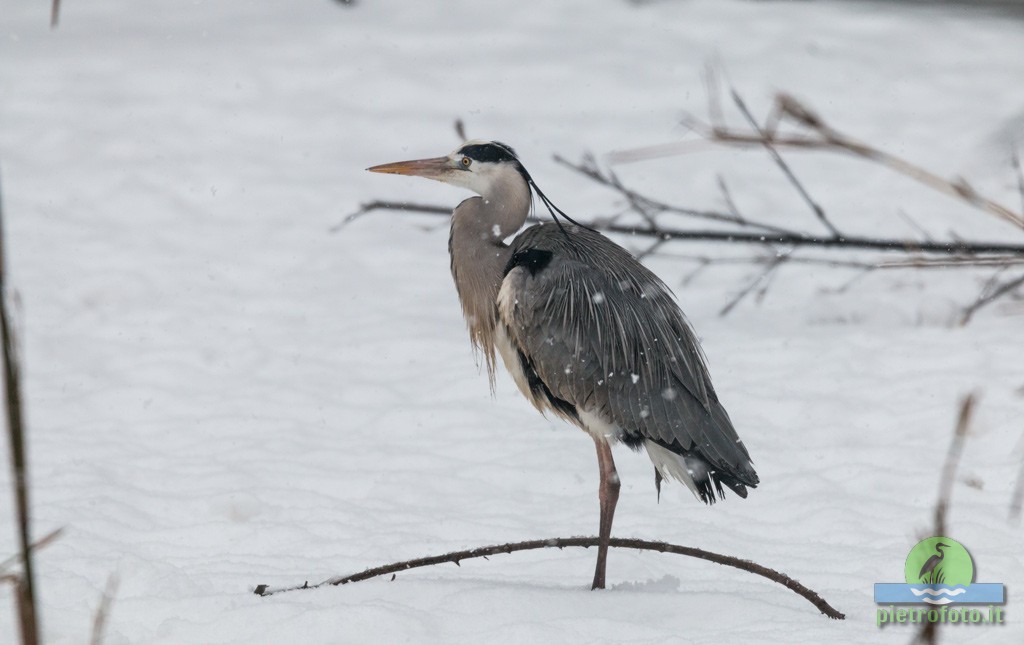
[{"x1": 904, "y1": 537, "x2": 974, "y2": 586}]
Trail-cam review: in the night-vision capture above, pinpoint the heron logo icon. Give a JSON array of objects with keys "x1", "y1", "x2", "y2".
[
  {"x1": 874, "y1": 536, "x2": 1004, "y2": 606},
  {"x1": 904, "y1": 537, "x2": 973, "y2": 589}
]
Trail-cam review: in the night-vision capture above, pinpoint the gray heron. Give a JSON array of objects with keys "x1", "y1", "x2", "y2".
[{"x1": 368, "y1": 140, "x2": 758, "y2": 589}]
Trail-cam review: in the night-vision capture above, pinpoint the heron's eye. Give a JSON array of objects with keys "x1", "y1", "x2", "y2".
[{"x1": 460, "y1": 156, "x2": 472, "y2": 168}]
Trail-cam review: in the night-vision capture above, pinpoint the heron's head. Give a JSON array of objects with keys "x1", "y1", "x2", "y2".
[
  {"x1": 368, "y1": 140, "x2": 589, "y2": 234},
  {"x1": 367, "y1": 140, "x2": 530, "y2": 198}
]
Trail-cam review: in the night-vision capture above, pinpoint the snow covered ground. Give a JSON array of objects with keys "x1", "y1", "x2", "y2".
[{"x1": 1, "y1": 0, "x2": 1023, "y2": 642}]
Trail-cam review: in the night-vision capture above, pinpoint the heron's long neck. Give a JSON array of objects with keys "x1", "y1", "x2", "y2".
[{"x1": 448, "y1": 178, "x2": 530, "y2": 385}]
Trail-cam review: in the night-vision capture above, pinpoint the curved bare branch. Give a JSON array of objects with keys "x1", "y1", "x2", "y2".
[{"x1": 254, "y1": 535, "x2": 845, "y2": 620}]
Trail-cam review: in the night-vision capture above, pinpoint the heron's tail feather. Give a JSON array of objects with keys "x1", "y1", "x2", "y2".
[{"x1": 644, "y1": 439, "x2": 754, "y2": 505}]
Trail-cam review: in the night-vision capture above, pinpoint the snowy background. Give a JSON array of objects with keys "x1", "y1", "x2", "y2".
[{"x1": 1, "y1": 0, "x2": 1023, "y2": 643}]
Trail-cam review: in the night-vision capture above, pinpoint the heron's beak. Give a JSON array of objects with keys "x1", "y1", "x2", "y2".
[{"x1": 367, "y1": 156, "x2": 452, "y2": 181}]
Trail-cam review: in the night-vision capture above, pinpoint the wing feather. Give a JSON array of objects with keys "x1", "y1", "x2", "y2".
[{"x1": 499, "y1": 224, "x2": 758, "y2": 501}]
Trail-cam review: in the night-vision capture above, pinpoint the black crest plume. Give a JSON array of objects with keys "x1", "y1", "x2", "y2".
[{"x1": 458, "y1": 141, "x2": 595, "y2": 236}]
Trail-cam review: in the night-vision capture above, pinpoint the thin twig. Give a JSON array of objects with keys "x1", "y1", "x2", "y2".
[
  {"x1": 339, "y1": 201, "x2": 1024, "y2": 255},
  {"x1": 572, "y1": 154, "x2": 661, "y2": 229},
  {"x1": 331, "y1": 200, "x2": 452, "y2": 232},
  {"x1": 619, "y1": 108, "x2": 1024, "y2": 229},
  {"x1": 454, "y1": 119, "x2": 467, "y2": 142},
  {"x1": 979, "y1": 266, "x2": 1011, "y2": 299},
  {"x1": 664, "y1": 252, "x2": 869, "y2": 271},
  {"x1": 1, "y1": 166, "x2": 40, "y2": 645},
  {"x1": 719, "y1": 255, "x2": 787, "y2": 316},
  {"x1": 0, "y1": 528, "x2": 63, "y2": 575},
  {"x1": 89, "y1": 573, "x2": 119, "y2": 645},
  {"x1": 50, "y1": 0, "x2": 61, "y2": 28},
  {"x1": 652, "y1": 251, "x2": 1024, "y2": 271},
  {"x1": 1010, "y1": 428, "x2": 1024, "y2": 523},
  {"x1": 635, "y1": 238, "x2": 668, "y2": 261},
  {"x1": 729, "y1": 89, "x2": 841, "y2": 238},
  {"x1": 897, "y1": 210, "x2": 934, "y2": 244},
  {"x1": 829, "y1": 266, "x2": 877, "y2": 295},
  {"x1": 608, "y1": 167, "x2": 659, "y2": 229},
  {"x1": 680, "y1": 258, "x2": 711, "y2": 286},
  {"x1": 254, "y1": 535, "x2": 845, "y2": 619},
  {"x1": 1013, "y1": 146, "x2": 1024, "y2": 219},
  {"x1": 552, "y1": 154, "x2": 797, "y2": 236},
  {"x1": 934, "y1": 394, "x2": 975, "y2": 539},
  {"x1": 755, "y1": 255, "x2": 787, "y2": 303},
  {"x1": 716, "y1": 175, "x2": 744, "y2": 223},
  {"x1": 959, "y1": 272, "x2": 1024, "y2": 326},
  {"x1": 915, "y1": 394, "x2": 976, "y2": 645},
  {"x1": 704, "y1": 63, "x2": 724, "y2": 133},
  {"x1": 876, "y1": 256, "x2": 1024, "y2": 268}
]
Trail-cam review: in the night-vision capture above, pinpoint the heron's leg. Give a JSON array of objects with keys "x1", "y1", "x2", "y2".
[{"x1": 591, "y1": 438, "x2": 620, "y2": 590}]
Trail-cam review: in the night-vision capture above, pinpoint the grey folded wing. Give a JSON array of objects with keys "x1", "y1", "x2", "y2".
[{"x1": 498, "y1": 225, "x2": 758, "y2": 499}]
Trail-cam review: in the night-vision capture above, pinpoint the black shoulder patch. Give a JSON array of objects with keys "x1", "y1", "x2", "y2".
[
  {"x1": 458, "y1": 141, "x2": 518, "y2": 164},
  {"x1": 503, "y1": 248, "x2": 553, "y2": 277}
]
